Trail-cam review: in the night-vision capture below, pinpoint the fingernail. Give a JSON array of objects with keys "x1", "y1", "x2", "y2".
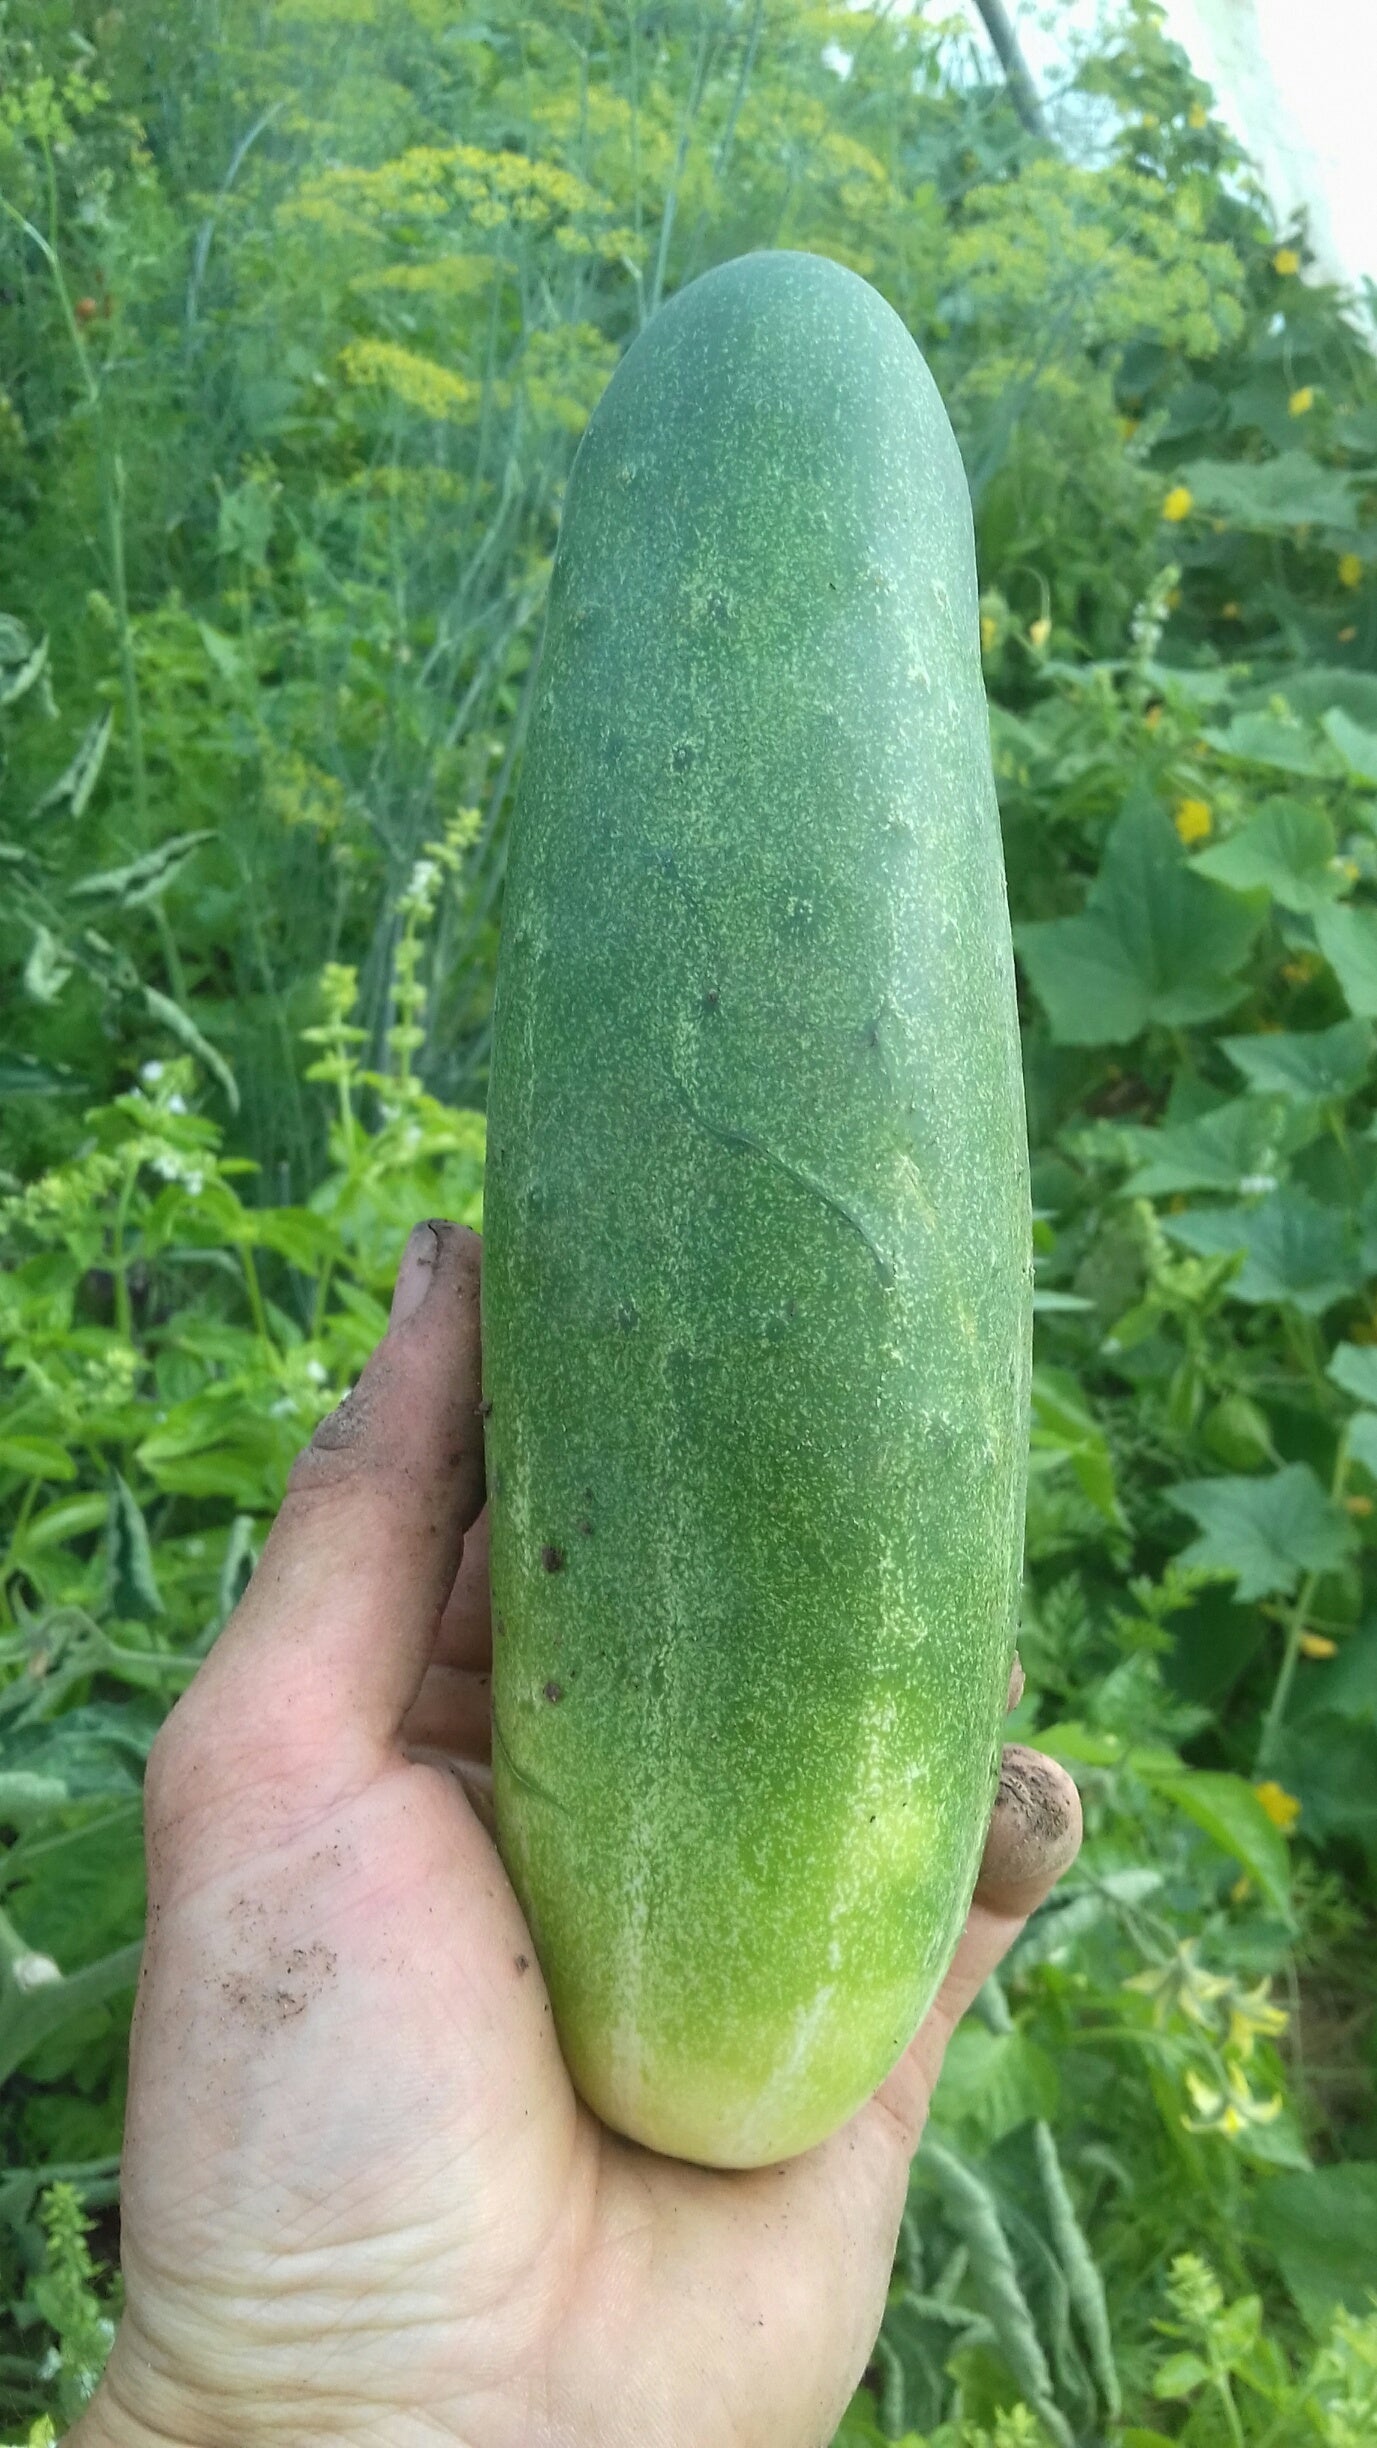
[
  {"x1": 1006, "y1": 1651, "x2": 1025, "y2": 1714},
  {"x1": 975, "y1": 1744, "x2": 1083, "y2": 1916},
  {"x1": 390, "y1": 1222, "x2": 441, "y2": 1329}
]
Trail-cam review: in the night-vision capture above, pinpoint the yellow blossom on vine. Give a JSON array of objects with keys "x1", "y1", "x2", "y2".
[
  {"x1": 1184, "y1": 2063, "x2": 1283, "y2": 2138},
  {"x1": 1254, "y1": 1780, "x2": 1301, "y2": 1833},
  {"x1": 1340, "y1": 553, "x2": 1364, "y2": 588},
  {"x1": 1289, "y1": 386, "x2": 1315, "y2": 416},
  {"x1": 1299, "y1": 1631, "x2": 1337, "y2": 1659},
  {"x1": 1226, "y1": 1980, "x2": 1288, "y2": 2060},
  {"x1": 1174, "y1": 798, "x2": 1212, "y2": 845},
  {"x1": 1162, "y1": 485, "x2": 1193, "y2": 523},
  {"x1": 1274, "y1": 247, "x2": 1301, "y2": 276}
]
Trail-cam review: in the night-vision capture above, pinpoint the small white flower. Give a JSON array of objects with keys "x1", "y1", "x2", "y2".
[
  {"x1": 166, "y1": 1093, "x2": 189, "y2": 1116},
  {"x1": 1239, "y1": 1173, "x2": 1278, "y2": 1197},
  {"x1": 305, "y1": 1357, "x2": 329, "y2": 1385},
  {"x1": 140, "y1": 1059, "x2": 166, "y2": 1085}
]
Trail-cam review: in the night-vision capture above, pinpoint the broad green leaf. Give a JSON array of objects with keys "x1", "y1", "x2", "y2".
[
  {"x1": 1152, "y1": 2350, "x2": 1211, "y2": 2398},
  {"x1": 1168, "y1": 1464, "x2": 1355, "y2": 1601},
  {"x1": 1134, "y1": 1762, "x2": 1292, "y2": 1917},
  {"x1": 1260, "y1": 2165, "x2": 1377, "y2": 2326},
  {"x1": 1181, "y1": 451, "x2": 1360, "y2": 531},
  {"x1": 106, "y1": 1474, "x2": 165, "y2": 1623},
  {"x1": 930, "y1": 2023, "x2": 1059, "y2": 2147},
  {"x1": 1223, "y1": 1018, "x2": 1373, "y2": 1101},
  {"x1": 0, "y1": 1772, "x2": 69, "y2": 1827},
  {"x1": 1033, "y1": 1721, "x2": 1126, "y2": 1767},
  {"x1": 1344, "y1": 1412, "x2": 1377, "y2": 1479},
  {"x1": 1322, "y1": 704, "x2": 1377, "y2": 783},
  {"x1": 0, "y1": 1436, "x2": 77, "y2": 1482},
  {"x1": 1189, "y1": 798, "x2": 1344, "y2": 912},
  {"x1": 1124, "y1": 1094, "x2": 1314, "y2": 1196},
  {"x1": 1329, "y1": 1341, "x2": 1377, "y2": 1405},
  {"x1": 1200, "y1": 712, "x2": 1338, "y2": 778},
  {"x1": 1029, "y1": 1366, "x2": 1120, "y2": 1520},
  {"x1": 1164, "y1": 1190, "x2": 1360, "y2": 1313},
  {"x1": 1016, "y1": 793, "x2": 1261, "y2": 1046},
  {"x1": 12, "y1": 1492, "x2": 109, "y2": 1553},
  {"x1": 1313, "y1": 902, "x2": 1377, "y2": 1017}
]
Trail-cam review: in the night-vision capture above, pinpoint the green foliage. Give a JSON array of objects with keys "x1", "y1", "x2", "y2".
[{"x1": 4, "y1": 0, "x2": 1377, "y2": 2438}]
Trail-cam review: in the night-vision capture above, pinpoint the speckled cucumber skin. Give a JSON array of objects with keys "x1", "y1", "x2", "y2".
[{"x1": 482, "y1": 248, "x2": 1031, "y2": 2169}]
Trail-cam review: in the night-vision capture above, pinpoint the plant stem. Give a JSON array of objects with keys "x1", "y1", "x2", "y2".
[{"x1": 1255, "y1": 1430, "x2": 1351, "y2": 1775}]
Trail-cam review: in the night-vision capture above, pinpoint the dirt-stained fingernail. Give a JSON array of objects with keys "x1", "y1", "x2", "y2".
[
  {"x1": 389, "y1": 1221, "x2": 442, "y2": 1330},
  {"x1": 975, "y1": 1743, "x2": 1082, "y2": 1919}
]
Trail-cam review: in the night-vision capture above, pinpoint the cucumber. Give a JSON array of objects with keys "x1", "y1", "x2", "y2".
[{"x1": 482, "y1": 249, "x2": 1031, "y2": 2168}]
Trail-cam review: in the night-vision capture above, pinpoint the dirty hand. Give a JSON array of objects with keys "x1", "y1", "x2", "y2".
[{"x1": 74, "y1": 1219, "x2": 1081, "y2": 2448}]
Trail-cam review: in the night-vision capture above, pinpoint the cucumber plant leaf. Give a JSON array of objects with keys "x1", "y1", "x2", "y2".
[
  {"x1": 1189, "y1": 798, "x2": 1344, "y2": 912},
  {"x1": 1329, "y1": 1341, "x2": 1377, "y2": 1406},
  {"x1": 1168, "y1": 1463, "x2": 1356, "y2": 1601},
  {"x1": 1123, "y1": 1093, "x2": 1316, "y2": 1197},
  {"x1": 1016, "y1": 793, "x2": 1263, "y2": 1046},
  {"x1": 1312, "y1": 903, "x2": 1377, "y2": 1017},
  {"x1": 1223, "y1": 1019, "x2": 1373, "y2": 1101},
  {"x1": 1322, "y1": 704, "x2": 1377, "y2": 784},
  {"x1": 1181, "y1": 451, "x2": 1361, "y2": 532},
  {"x1": 1163, "y1": 1190, "x2": 1361, "y2": 1313},
  {"x1": 1200, "y1": 712, "x2": 1339, "y2": 778}
]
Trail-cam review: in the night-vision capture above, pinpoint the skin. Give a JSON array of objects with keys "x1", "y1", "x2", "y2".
[{"x1": 71, "y1": 1220, "x2": 1081, "y2": 2448}]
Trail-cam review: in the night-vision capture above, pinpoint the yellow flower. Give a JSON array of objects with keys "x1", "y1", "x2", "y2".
[
  {"x1": 1289, "y1": 386, "x2": 1315, "y2": 416},
  {"x1": 980, "y1": 614, "x2": 999, "y2": 653},
  {"x1": 1127, "y1": 1940, "x2": 1231, "y2": 2029},
  {"x1": 1174, "y1": 798, "x2": 1212, "y2": 845},
  {"x1": 1227, "y1": 1980, "x2": 1289, "y2": 2059},
  {"x1": 1221, "y1": 600, "x2": 1241, "y2": 619},
  {"x1": 1184, "y1": 2064, "x2": 1283, "y2": 2137},
  {"x1": 1162, "y1": 485, "x2": 1193, "y2": 523},
  {"x1": 1274, "y1": 247, "x2": 1301, "y2": 276},
  {"x1": 1254, "y1": 1780, "x2": 1301, "y2": 1834},
  {"x1": 1339, "y1": 625, "x2": 1358, "y2": 643},
  {"x1": 1346, "y1": 1492, "x2": 1373, "y2": 1517},
  {"x1": 1029, "y1": 615, "x2": 1051, "y2": 649},
  {"x1": 1188, "y1": 102, "x2": 1208, "y2": 129},
  {"x1": 1339, "y1": 553, "x2": 1364, "y2": 588},
  {"x1": 1299, "y1": 1631, "x2": 1338, "y2": 1659}
]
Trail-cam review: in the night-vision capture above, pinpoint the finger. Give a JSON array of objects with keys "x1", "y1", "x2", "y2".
[
  {"x1": 433, "y1": 1504, "x2": 493, "y2": 1672},
  {"x1": 166, "y1": 1222, "x2": 486, "y2": 1786},
  {"x1": 867, "y1": 1745, "x2": 1082, "y2": 2149}
]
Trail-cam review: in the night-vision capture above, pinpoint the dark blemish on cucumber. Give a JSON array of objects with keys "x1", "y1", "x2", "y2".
[
  {"x1": 706, "y1": 590, "x2": 728, "y2": 623},
  {"x1": 701, "y1": 986, "x2": 720, "y2": 1012},
  {"x1": 541, "y1": 1544, "x2": 566, "y2": 1573},
  {"x1": 672, "y1": 742, "x2": 695, "y2": 773},
  {"x1": 617, "y1": 1299, "x2": 639, "y2": 1331},
  {"x1": 544, "y1": 1679, "x2": 564, "y2": 1703},
  {"x1": 479, "y1": 1397, "x2": 494, "y2": 1418},
  {"x1": 578, "y1": 1519, "x2": 593, "y2": 1536}
]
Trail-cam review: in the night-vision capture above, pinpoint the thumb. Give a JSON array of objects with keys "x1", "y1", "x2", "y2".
[{"x1": 166, "y1": 1222, "x2": 486, "y2": 1799}]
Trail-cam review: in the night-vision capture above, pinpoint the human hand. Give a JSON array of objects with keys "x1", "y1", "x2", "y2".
[{"x1": 74, "y1": 1219, "x2": 1081, "y2": 2448}]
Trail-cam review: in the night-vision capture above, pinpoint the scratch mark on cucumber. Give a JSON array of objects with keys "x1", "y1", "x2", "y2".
[
  {"x1": 492, "y1": 1707, "x2": 568, "y2": 1815},
  {"x1": 665, "y1": 1069, "x2": 895, "y2": 1286}
]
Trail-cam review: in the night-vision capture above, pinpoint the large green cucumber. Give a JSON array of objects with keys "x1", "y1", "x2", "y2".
[{"x1": 482, "y1": 249, "x2": 1031, "y2": 2169}]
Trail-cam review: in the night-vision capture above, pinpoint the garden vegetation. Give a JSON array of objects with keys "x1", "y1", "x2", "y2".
[{"x1": 3, "y1": 0, "x2": 1377, "y2": 2438}]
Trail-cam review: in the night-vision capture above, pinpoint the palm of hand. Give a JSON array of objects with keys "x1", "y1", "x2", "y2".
[{"x1": 88, "y1": 1226, "x2": 1079, "y2": 2448}]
